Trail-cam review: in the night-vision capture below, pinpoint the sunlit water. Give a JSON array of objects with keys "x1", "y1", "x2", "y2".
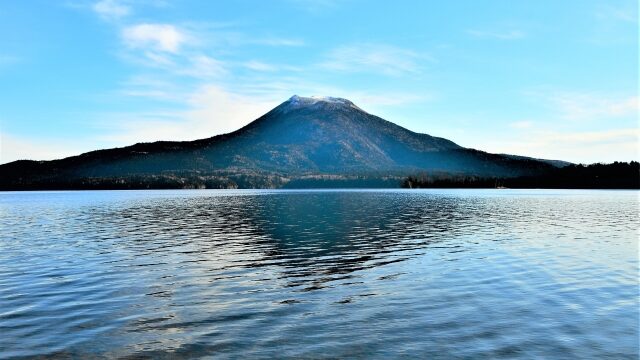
[{"x1": 1, "y1": 189, "x2": 638, "y2": 359}]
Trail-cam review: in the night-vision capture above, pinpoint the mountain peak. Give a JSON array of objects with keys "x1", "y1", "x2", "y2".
[
  {"x1": 285, "y1": 95, "x2": 362, "y2": 111},
  {"x1": 288, "y1": 95, "x2": 351, "y2": 103},
  {"x1": 0, "y1": 91, "x2": 557, "y2": 190}
]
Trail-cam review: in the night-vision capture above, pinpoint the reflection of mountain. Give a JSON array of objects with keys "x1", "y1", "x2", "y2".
[
  {"x1": 236, "y1": 191, "x2": 472, "y2": 289},
  {"x1": 101, "y1": 191, "x2": 476, "y2": 290},
  {"x1": 0, "y1": 96, "x2": 559, "y2": 190}
]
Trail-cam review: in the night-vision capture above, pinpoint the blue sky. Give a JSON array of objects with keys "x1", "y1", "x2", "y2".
[{"x1": 0, "y1": 0, "x2": 637, "y2": 164}]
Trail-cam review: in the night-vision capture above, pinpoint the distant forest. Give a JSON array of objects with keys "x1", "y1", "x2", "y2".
[
  {"x1": 2, "y1": 162, "x2": 638, "y2": 191},
  {"x1": 401, "y1": 162, "x2": 640, "y2": 189}
]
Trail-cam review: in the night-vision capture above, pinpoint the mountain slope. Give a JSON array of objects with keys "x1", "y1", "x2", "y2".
[{"x1": 0, "y1": 95, "x2": 557, "y2": 189}]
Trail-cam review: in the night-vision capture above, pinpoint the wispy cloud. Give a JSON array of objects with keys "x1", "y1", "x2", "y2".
[
  {"x1": 286, "y1": 0, "x2": 342, "y2": 13},
  {"x1": 243, "y1": 60, "x2": 278, "y2": 72},
  {"x1": 0, "y1": 133, "x2": 105, "y2": 164},
  {"x1": 588, "y1": 2, "x2": 638, "y2": 45},
  {"x1": 509, "y1": 120, "x2": 534, "y2": 129},
  {"x1": 494, "y1": 90, "x2": 638, "y2": 162},
  {"x1": 320, "y1": 44, "x2": 433, "y2": 76},
  {"x1": 181, "y1": 55, "x2": 227, "y2": 78},
  {"x1": 0, "y1": 54, "x2": 21, "y2": 68},
  {"x1": 240, "y1": 60, "x2": 304, "y2": 73},
  {"x1": 471, "y1": 128, "x2": 639, "y2": 164},
  {"x1": 595, "y1": 3, "x2": 638, "y2": 23},
  {"x1": 537, "y1": 92, "x2": 638, "y2": 121},
  {"x1": 98, "y1": 85, "x2": 282, "y2": 144},
  {"x1": 118, "y1": 22, "x2": 230, "y2": 79},
  {"x1": 122, "y1": 23, "x2": 187, "y2": 53},
  {"x1": 93, "y1": 0, "x2": 131, "y2": 20},
  {"x1": 346, "y1": 91, "x2": 431, "y2": 108},
  {"x1": 467, "y1": 29, "x2": 526, "y2": 40},
  {"x1": 255, "y1": 37, "x2": 305, "y2": 47},
  {"x1": 546, "y1": 128, "x2": 638, "y2": 145},
  {"x1": 118, "y1": 75, "x2": 187, "y2": 102}
]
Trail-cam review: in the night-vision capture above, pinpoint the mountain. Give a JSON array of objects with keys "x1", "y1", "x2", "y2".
[
  {"x1": 499, "y1": 154, "x2": 571, "y2": 168},
  {"x1": 0, "y1": 95, "x2": 559, "y2": 190}
]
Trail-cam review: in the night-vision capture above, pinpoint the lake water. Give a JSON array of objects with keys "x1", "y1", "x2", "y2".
[{"x1": 0, "y1": 189, "x2": 638, "y2": 359}]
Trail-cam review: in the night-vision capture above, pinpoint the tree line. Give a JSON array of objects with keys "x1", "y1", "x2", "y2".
[{"x1": 402, "y1": 161, "x2": 640, "y2": 189}]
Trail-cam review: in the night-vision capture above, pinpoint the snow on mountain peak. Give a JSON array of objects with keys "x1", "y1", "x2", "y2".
[{"x1": 286, "y1": 95, "x2": 363, "y2": 111}]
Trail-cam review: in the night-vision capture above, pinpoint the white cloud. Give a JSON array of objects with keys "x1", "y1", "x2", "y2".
[
  {"x1": 286, "y1": 0, "x2": 341, "y2": 13},
  {"x1": 320, "y1": 44, "x2": 434, "y2": 75},
  {"x1": 547, "y1": 128, "x2": 639, "y2": 145},
  {"x1": 118, "y1": 23, "x2": 231, "y2": 79},
  {"x1": 140, "y1": 50, "x2": 174, "y2": 67},
  {"x1": 436, "y1": 88, "x2": 639, "y2": 163},
  {"x1": 98, "y1": 86, "x2": 282, "y2": 144},
  {"x1": 255, "y1": 37, "x2": 305, "y2": 47},
  {"x1": 117, "y1": 75, "x2": 192, "y2": 103},
  {"x1": 266, "y1": 38, "x2": 304, "y2": 46},
  {"x1": 509, "y1": 120, "x2": 534, "y2": 129},
  {"x1": 595, "y1": 3, "x2": 638, "y2": 23},
  {"x1": 243, "y1": 60, "x2": 278, "y2": 72},
  {"x1": 119, "y1": 89, "x2": 175, "y2": 100},
  {"x1": 468, "y1": 29, "x2": 526, "y2": 40},
  {"x1": 347, "y1": 92, "x2": 430, "y2": 108},
  {"x1": 118, "y1": 78, "x2": 180, "y2": 101},
  {"x1": 120, "y1": 51, "x2": 227, "y2": 78},
  {"x1": 181, "y1": 29, "x2": 304, "y2": 48},
  {"x1": 240, "y1": 62, "x2": 304, "y2": 73},
  {"x1": 0, "y1": 134, "x2": 103, "y2": 164},
  {"x1": 181, "y1": 55, "x2": 227, "y2": 78},
  {"x1": 93, "y1": 0, "x2": 130, "y2": 19},
  {"x1": 543, "y1": 92, "x2": 638, "y2": 121},
  {"x1": 472, "y1": 128, "x2": 639, "y2": 163},
  {"x1": 0, "y1": 55, "x2": 20, "y2": 69},
  {"x1": 320, "y1": 44, "x2": 433, "y2": 76},
  {"x1": 122, "y1": 23, "x2": 186, "y2": 53}
]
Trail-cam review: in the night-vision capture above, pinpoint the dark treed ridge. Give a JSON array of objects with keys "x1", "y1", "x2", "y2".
[{"x1": 401, "y1": 162, "x2": 640, "y2": 189}]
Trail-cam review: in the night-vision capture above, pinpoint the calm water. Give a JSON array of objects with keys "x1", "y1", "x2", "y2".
[{"x1": 0, "y1": 189, "x2": 638, "y2": 359}]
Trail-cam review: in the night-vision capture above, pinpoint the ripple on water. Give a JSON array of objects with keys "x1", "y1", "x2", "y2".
[{"x1": 0, "y1": 189, "x2": 638, "y2": 358}]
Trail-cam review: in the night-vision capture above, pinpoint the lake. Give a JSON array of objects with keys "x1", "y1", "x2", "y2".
[{"x1": 0, "y1": 189, "x2": 638, "y2": 359}]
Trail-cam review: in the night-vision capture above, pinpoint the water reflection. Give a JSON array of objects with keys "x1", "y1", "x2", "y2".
[
  {"x1": 0, "y1": 190, "x2": 638, "y2": 358},
  {"x1": 100, "y1": 192, "x2": 477, "y2": 291}
]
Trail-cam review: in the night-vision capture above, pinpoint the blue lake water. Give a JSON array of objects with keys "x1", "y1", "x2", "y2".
[{"x1": 0, "y1": 189, "x2": 638, "y2": 359}]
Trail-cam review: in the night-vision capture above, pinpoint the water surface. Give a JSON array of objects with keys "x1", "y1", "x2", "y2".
[{"x1": 1, "y1": 189, "x2": 638, "y2": 358}]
